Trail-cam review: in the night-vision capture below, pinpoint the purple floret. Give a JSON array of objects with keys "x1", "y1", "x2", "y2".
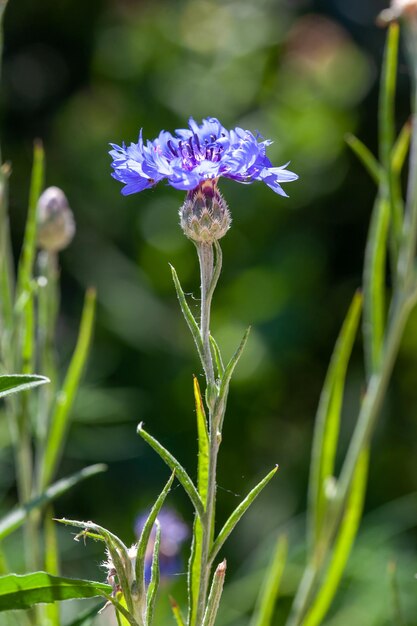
[{"x1": 109, "y1": 117, "x2": 298, "y2": 197}]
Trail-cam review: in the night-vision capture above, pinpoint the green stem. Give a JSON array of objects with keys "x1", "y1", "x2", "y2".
[
  {"x1": 194, "y1": 241, "x2": 225, "y2": 626},
  {"x1": 197, "y1": 243, "x2": 215, "y2": 387}
]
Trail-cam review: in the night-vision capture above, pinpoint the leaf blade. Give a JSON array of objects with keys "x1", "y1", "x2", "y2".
[
  {"x1": 307, "y1": 291, "x2": 362, "y2": 552},
  {"x1": 0, "y1": 374, "x2": 49, "y2": 400},
  {"x1": 137, "y1": 423, "x2": 204, "y2": 519},
  {"x1": 0, "y1": 572, "x2": 111, "y2": 612},
  {"x1": 209, "y1": 466, "x2": 278, "y2": 562}
]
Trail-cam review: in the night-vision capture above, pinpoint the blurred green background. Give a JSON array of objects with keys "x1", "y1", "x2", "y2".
[{"x1": 1, "y1": 0, "x2": 417, "y2": 624}]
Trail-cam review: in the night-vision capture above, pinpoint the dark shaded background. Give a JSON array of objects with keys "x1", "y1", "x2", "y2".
[{"x1": 1, "y1": 0, "x2": 417, "y2": 624}]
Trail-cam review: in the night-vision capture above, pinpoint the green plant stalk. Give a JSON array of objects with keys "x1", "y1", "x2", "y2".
[
  {"x1": 287, "y1": 37, "x2": 417, "y2": 626},
  {"x1": 194, "y1": 241, "x2": 225, "y2": 626}
]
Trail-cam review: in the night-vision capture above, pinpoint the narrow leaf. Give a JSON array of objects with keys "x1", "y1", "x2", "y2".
[
  {"x1": 379, "y1": 22, "x2": 402, "y2": 265},
  {"x1": 170, "y1": 265, "x2": 204, "y2": 365},
  {"x1": 136, "y1": 473, "x2": 174, "y2": 604},
  {"x1": 170, "y1": 596, "x2": 186, "y2": 626},
  {"x1": 193, "y1": 376, "x2": 209, "y2": 502},
  {"x1": 137, "y1": 423, "x2": 204, "y2": 519},
  {"x1": 363, "y1": 196, "x2": 390, "y2": 378},
  {"x1": 250, "y1": 535, "x2": 288, "y2": 626},
  {"x1": 307, "y1": 291, "x2": 362, "y2": 552},
  {"x1": 209, "y1": 336, "x2": 224, "y2": 378},
  {"x1": 0, "y1": 572, "x2": 111, "y2": 612},
  {"x1": 303, "y1": 448, "x2": 369, "y2": 626},
  {"x1": 0, "y1": 464, "x2": 106, "y2": 541},
  {"x1": 210, "y1": 466, "x2": 278, "y2": 562},
  {"x1": 40, "y1": 288, "x2": 96, "y2": 488},
  {"x1": 0, "y1": 374, "x2": 49, "y2": 400},
  {"x1": 392, "y1": 118, "x2": 412, "y2": 173},
  {"x1": 16, "y1": 141, "x2": 45, "y2": 297},
  {"x1": 202, "y1": 560, "x2": 226, "y2": 626},
  {"x1": 188, "y1": 377, "x2": 210, "y2": 626},
  {"x1": 0, "y1": 163, "x2": 14, "y2": 332},
  {"x1": 217, "y1": 327, "x2": 251, "y2": 412},
  {"x1": 44, "y1": 506, "x2": 61, "y2": 626},
  {"x1": 146, "y1": 520, "x2": 161, "y2": 626},
  {"x1": 345, "y1": 134, "x2": 382, "y2": 185}
]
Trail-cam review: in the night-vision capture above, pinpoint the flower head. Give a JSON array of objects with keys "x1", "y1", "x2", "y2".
[{"x1": 109, "y1": 117, "x2": 298, "y2": 197}]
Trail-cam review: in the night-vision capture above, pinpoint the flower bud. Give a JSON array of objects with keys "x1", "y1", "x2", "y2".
[
  {"x1": 179, "y1": 179, "x2": 231, "y2": 243},
  {"x1": 37, "y1": 186, "x2": 75, "y2": 252}
]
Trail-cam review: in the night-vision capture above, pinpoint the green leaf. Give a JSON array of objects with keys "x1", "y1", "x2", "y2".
[
  {"x1": 307, "y1": 291, "x2": 362, "y2": 553},
  {"x1": 345, "y1": 134, "x2": 382, "y2": 185},
  {"x1": 0, "y1": 163, "x2": 14, "y2": 333},
  {"x1": 0, "y1": 374, "x2": 49, "y2": 400},
  {"x1": 363, "y1": 196, "x2": 390, "y2": 377},
  {"x1": 137, "y1": 423, "x2": 204, "y2": 519},
  {"x1": 379, "y1": 22, "x2": 402, "y2": 268},
  {"x1": 391, "y1": 118, "x2": 412, "y2": 174},
  {"x1": 0, "y1": 464, "x2": 106, "y2": 541},
  {"x1": 209, "y1": 336, "x2": 224, "y2": 379},
  {"x1": 55, "y1": 518, "x2": 133, "y2": 616},
  {"x1": 303, "y1": 448, "x2": 369, "y2": 626},
  {"x1": 250, "y1": 535, "x2": 288, "y2": 626},
  {"x1": 43, "y1": 507, "x2": 61, "y2": 626},
  {"x1": 170, "y1": 264, "x2": 204, "y2": 366},
  {"x1": 202, "y1": 561, "x2": 226, "y2": 626},
  {"x1": 209, "y1": 466, "x2": 278, "y2": 563},
  {"x1": 217, "y1": 327, "x2": 251, "y2": 420},
  {"x1": 0, "y1": 572, "x2": 111, "y2": 612},
  {"x1": 135, "y1": 472, "x2": 174, "y2": 608},
  {"x1": 40, "y1": 288, "x2": 96, "y2": 488},
  {"x1": 16, "y1": 141, "x2": 45, "y2": 299},
  {"x1": 169, "y1": 596, "x2": 186, "y2": 626},
  {"x1": 146, "y1": 520, "x2": 161, "y2": 626},
  {"x1": 188, "y1": 377, "x2": 210, "y2": 626}
]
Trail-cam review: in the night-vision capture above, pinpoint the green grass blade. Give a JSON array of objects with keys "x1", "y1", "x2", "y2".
[
  {"x1": 170, "y1": 597, "x2": 186, "y2": 626},
  {"x1": 307, "y1": 291, "x2": 362, "y2": 553},
  {"x1": 345, "y1": 134, "x2": 382, "y2": 185},
  {"x1": 188, "y1": 377, "x2": 209, "y2": 626},
  {"x1": 135, "y1": 473, "x2": 174, "y2": 605},
  {"x1": 209, "y1": 466, "x2": 278, "y2": 563},
  {"x1": 170, "y1": 264, "x2": 204, "y2": 365},
  {"x1": 16, "y1": 141, "x2": 44, "y2": 298},
  {"x1": 0, "y1": 572, "x2": 111, "y2": 612},
  {"x1": 146, "y1": 520, "x2": 161, "y2": 626},
  {"x1": 0, "y1": 464, "x2": 106, "y2": 540},
  {"x1": 250, "y1": 535, "x2": 288, "y2": 626},
  {"x1": 137, "y1": 423, "x2": 204, "y2": 518},
  {"x1": 303, "y1": 448, "x2": 369, "y2": 626},
  {"x1": 363, "y1": 196, "x2": 390, "y2": 378},
  {"x1": 0, "y1": 374, "x2": 49, "y2": 399},
  {"x1": 201, "y1": 561, "x2": 226, "y2": 626},
  {"x1": 40, "y1": 287, "x2": 96, "y2": 488}
]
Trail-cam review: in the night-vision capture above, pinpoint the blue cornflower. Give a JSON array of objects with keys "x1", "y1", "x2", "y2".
[{"x1": 109, "y1": 117, "x2": 298, "y2": 197}]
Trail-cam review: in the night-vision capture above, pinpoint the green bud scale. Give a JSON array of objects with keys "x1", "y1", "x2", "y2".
[{"x1": 180, "y1": 179, "x2": 231, "y2": 243}]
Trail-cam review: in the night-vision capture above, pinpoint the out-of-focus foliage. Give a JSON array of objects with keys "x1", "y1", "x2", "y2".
[{"x1": 1, "y1": 0, "x2": 417, "y2": 625}]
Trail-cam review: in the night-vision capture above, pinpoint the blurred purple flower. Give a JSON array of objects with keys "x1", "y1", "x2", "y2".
[
  {"x1": 109, "y1": 117, "x2": 298, "y2": 197},
  {"x1": 135, "y1": 508, "x2": 189, "y2": 584}
]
